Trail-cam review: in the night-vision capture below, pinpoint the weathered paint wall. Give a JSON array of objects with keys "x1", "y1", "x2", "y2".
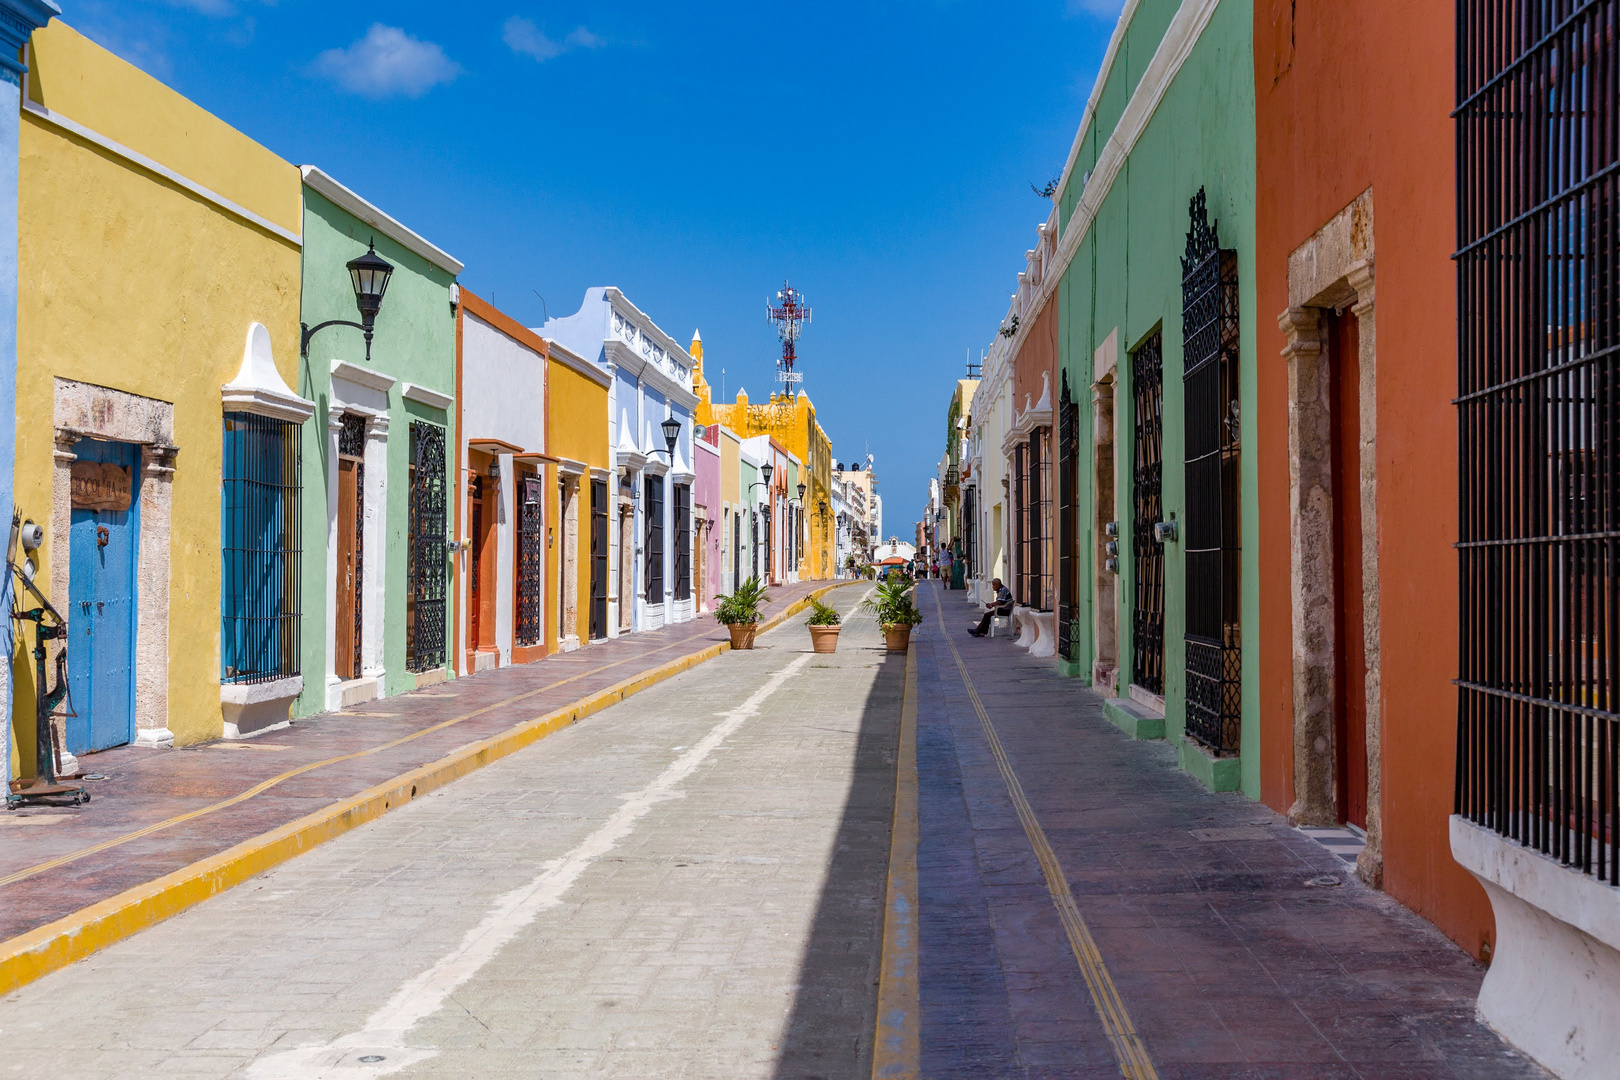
[
  {"x1": 13, "y1": 22, "x2": 302, "y2": 762},
  {"x1": 1253, "y1": 0, "x2": 1488, "y2": 951},
  {"x1": 1054, "y1": 0, "x2": 1259, "y2": 794},
  {"x1": 296, "y1": 184, "x2": 456, "y2": 715}
]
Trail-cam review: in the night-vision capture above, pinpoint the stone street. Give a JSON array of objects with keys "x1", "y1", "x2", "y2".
[{"x1": 0, "y1": 583, "x2": 1545, "y2": 1079}]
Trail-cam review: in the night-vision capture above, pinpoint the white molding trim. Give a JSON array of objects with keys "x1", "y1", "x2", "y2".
[
  {"x1": 223, "y1": 323, "x2": 315, "y2": 424},
  {"x1": 602, "y1": 287, "x2": 695, "y2": 367},
  {"x1": 589, "y1": 466, "x2": 612, "y2": 481},
  {"x1": 1054, "y1": 0, "x2": 1144, "y2": 208},
  {"x1": 1011, "y1": 0, "x2": 1221, "y2": 362},
  {"x1": 300, "y1": 165, "x2": 464, "y2": 275},
  {"x1": 543, "y1": 337, "x2": 612, "y2": 387},
  {"x1": 556, "y1": 457, "x2": 587, "y2": 477},
  {"x1": 23, "y1": 98, "x2": 301, "y2": 246},
  {"x1": 331, "y1": 358, "x2": 398, "y2": 394},
  {"x1": 402, "y1": 382, "x2": 453, "y2": 411},
  {"x1": 603, "y1": 340, "x2": 700, "y2": 408}
]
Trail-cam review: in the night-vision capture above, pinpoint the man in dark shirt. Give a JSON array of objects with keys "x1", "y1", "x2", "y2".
[{"x1": 968, "y1": 578, "x2": 1013, "y2": 637}]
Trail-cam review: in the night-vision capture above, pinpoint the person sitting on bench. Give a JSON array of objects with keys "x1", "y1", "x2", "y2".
[{"x1": 968, "y1": 578, "x2": 1014, "y2": 637}]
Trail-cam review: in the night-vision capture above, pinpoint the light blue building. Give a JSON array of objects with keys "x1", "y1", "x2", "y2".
[
  {"x1": 0, "y1": 1, "x2": 60, "y2": 795},
  {"x1": 541, "y1": 289, "x2": 698, "y2": 635}
]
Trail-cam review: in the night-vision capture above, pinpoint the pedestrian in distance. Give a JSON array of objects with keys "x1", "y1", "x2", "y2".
[{"x1": 968, "y1": 578, "x2": 1013, "y2": 637}]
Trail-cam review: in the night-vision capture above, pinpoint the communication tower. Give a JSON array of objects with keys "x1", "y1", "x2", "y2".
[{"x1": 766, "y1": 282, "x2": 811, "y2": 389}]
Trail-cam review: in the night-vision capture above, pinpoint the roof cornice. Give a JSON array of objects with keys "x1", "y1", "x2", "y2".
[{"x1": 300, "y1": 165, "x2": 464, "y2": 276}]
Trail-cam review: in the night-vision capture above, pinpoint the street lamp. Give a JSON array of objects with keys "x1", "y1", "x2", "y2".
[
  {"x1": 749, "y1": 462, "x2": 773, "y2": 494},
  {"x1": 797, "y1": 482, "x2": 806, "y2": 503},
  {"x1": 301, "y1": 239, "x2": 395, "y2": 363},
  {"x1": 657, "y1": 415, "x2": 681, "y2": 459}
]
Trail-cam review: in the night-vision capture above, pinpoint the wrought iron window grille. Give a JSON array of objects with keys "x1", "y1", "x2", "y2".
[
  {"x1": 644, "y1": 475, "x2": 665, "y2": 601},
  {"x1": 674, "y1": 483, "x2": 692, "y2": 601},
  {"x1": 221, "y1": 412, "x2": 302, "y2": 685},
  {"x1": 1132, "y1": 331, "x2": 1166, "y2": 696},
  {"x1": 1181, "y1": 187, "x2": 1243, "y2": 756},
  {"x1": 406, "y1": 421, "x2": 447, "y2": 672},
  {"x1": 1059, "y1": 372, "x2": 1081, "y2": 658},
  {"x1": 1455, "y1": 0, "x2": 1620, "y2": 884},
  {"x1": 516, "y1": 475, "x2": 544, "y2": 646}
]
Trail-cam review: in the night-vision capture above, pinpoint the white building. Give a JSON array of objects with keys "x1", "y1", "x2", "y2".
[{"x1": 542, "y1": 288, "x2": 698, "y2": 635}]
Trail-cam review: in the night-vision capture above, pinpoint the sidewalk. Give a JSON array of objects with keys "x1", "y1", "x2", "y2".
[
  {"x1": 0, "y1": 579, "x2": 843, "y2": 990},
  {"x1": 904, "y1": 581, "x2": 1543, "y2": 1079}
]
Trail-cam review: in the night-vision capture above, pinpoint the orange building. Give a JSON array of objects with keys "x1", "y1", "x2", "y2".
[{"x1": 1252, "y1": 3, "x2": 1489, "y2": 953}]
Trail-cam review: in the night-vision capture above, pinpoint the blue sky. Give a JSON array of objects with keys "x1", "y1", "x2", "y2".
[{"x1": 70, "y1": 0, "x2": 1123, "y2": 532}]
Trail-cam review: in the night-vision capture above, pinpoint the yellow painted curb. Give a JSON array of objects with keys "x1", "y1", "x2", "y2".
[
  {"x1": 0, "y1": 581, "x2": 859, "y2": 997},
  {"x1": 872, "y1": 643, "x2": 920, "y2": 1079}
]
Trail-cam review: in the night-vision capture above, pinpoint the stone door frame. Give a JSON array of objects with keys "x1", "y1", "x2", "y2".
[
  {"x1": 1277, "y1": 188, "x2": 1384, "y2": 885},
  {"x1": 51, "y1": 378, "x2": 177, "y2": 756},
  {"x1": 1092, "y1": 330, "x2": 1121, "y2": 692},
  {"x1": 326, "y1": 362, "x2": 393, "y2": 709}
]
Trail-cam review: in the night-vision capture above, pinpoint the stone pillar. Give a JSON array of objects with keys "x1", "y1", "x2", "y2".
[
  {"x1": 323, "y1": 410, "x2": 344, "y2": 707},
  {"x1": 1091, "y1": 379, "x2": 1118, "y2": 692},
  {"x1": 1347, "y1": 259, "x2": 1383, "y2": 887},
  {"x1": 361, "y1": 412, "x2": 388, "y2": 684},
  {"x1": 1278, "y1": 306, "x2": 1337, "y2": 826},
  {"x1": 134, "y1": 444, "x2": 176, "y2": 747}
]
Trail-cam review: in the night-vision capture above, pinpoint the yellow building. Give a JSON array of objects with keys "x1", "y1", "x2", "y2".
[
  {"x1": 696, "y1": 356, "x2": 835, "y2": 581},
  {"x1": 544, "y1": 338, "x2": 612, "y2": 650},
  {"x1": 11, "y1": 22, "x2": 305, "y2": 777}
]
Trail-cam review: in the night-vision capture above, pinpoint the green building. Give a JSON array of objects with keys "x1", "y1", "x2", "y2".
[
  {"x1": 981, "y1": 0, "x2": 1258, "y2": 795},
  {"x1": 294, "y1": 166, "x2": 461, "y2": 716}
]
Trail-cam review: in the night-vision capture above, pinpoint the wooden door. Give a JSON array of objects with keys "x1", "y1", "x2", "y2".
[
  {"x1": 468, "y1": 475, "x2": 484, "y2": 657},
  {"x1": 1329, "y1": 312, "x2": 1368, "y2": 829},
  {"x1": 336, "y1": 457, "x2": 360, "y2": 681},
  {"x1": 589, "y1": 480, "x2": 608, "y2": 639},
  {"x1": 66, "y1": 439, "x2": 140, "y2": 753}
]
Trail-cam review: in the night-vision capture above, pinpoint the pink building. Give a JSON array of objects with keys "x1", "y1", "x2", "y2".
[{"x1": 692, "y1": 419, "x2": 722, "y2": 613}]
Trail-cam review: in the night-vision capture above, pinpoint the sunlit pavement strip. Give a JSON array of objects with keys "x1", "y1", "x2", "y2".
[{"x1": 0, "y1": 586, "x2": 902, "y2": 1079}]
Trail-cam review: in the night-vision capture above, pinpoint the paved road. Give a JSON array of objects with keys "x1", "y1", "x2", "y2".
[{"x1": 0, "y1": 585, "x2": 898, "y2": 1080}]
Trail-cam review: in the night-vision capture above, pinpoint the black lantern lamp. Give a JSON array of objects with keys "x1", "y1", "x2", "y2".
[
  {"x1": 659, "y1": 415, "x2": 682, "y2": 459},
  {"x1": 301, "y1": 238, "x2": 396, "y2": 363},
  {"x1": 750, "y1": 462, "x2": 773, "y2": 495},
  {"x1": 797, "y1": 482, "x2": 807, "y2": 503}
]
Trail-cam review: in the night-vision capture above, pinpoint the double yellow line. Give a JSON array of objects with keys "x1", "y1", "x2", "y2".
[{"x1": 872, "y1": 588, "x2": 1157, "y2": 1080}]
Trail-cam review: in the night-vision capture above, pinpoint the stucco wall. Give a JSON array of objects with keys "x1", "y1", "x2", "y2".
[
  {"x1": 463, "y1": 313, "x2": 544, "y2": 452},
  {"x1": 1252, "y1": 0, "x2": 1489, "y2": 951},
  {"x1": 13, "y1": 22, "x2": 302, "y2": 759},
  {"x1": 545, "y1": 356, "x2": 609, "y2": 649}
]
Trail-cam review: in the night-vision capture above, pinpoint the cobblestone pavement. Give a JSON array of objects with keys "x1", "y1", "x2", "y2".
[
  {"x1": 0, "y1": 584, "x2": 899, "y2": 1079},
  {"x1": 0, "y1": 579, "x2": 833, "y2": 946},
  {"x1": 913, "y1": 581, "x2": 1545, "y2": 1080}
]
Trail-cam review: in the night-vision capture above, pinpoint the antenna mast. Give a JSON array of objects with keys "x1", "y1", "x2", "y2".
[{"x1": 766, "y1": 282, "x2": 811, "y2": 390}]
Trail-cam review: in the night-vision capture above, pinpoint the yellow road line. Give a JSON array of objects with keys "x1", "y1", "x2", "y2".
[
  {"x1": 932, "y1": 588, "x2": 1159, "y2": 1080},
  {"x1": 872, "y1": 643, "x2": 920, "y2": 1080},
  {"x1": 0, "y1": 583, "x2": 855, "y2": 996}
]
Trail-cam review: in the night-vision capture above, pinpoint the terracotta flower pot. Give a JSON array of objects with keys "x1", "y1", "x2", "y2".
[
  {"x1": 809, "y1": 624, "x2": 841, "y2": 654},
  {"x1": 883, "y1": 624, "x2": 913, "y2": 653},
  {"x1": 728, "y1": 623, "x2": 759, "y2": 650}
]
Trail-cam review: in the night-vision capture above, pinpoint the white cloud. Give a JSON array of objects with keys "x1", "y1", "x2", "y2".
[
  {"x1": 503, "y1": 16, "x2": 606, "y2": 62},
  {"x1": 503, "y1": 16, "x2": 561, "y2": 60},
  {"x1": 1067, "y1": 0, "x2": 1125, "y2": 18},
  {"x1": 311, "y1": 24, "x2": 462, "y2": 99}
]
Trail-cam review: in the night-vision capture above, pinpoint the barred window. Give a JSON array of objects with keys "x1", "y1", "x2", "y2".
[
  {"x1": 221, "y1": 412, "x2": 301, "y2": 684},
  {"x1": 673, "y1": 483, "x2": 692, "y2": 601},
  {"x1": 644, "y1": 474, "x2": 665, "y2": 601}
]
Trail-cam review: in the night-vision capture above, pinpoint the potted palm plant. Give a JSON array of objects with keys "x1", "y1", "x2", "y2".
[
  {"x1": 862, "y1": 575, "x2": 923, "y2": 652},
  {"x1": 806, "y1": 597, "x2": 842, "y2": 653},
  {"x1": 715, "y1": 577, "x2": 769, "y2": 650}
]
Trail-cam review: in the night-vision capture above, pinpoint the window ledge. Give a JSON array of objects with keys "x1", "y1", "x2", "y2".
[{"x1": 220, "y1": 675, "x2": 303, "y2": 740}]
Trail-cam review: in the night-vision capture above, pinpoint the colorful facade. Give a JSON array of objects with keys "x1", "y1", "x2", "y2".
[
  {"x1": 296, "y1": 168, "x2": 460, "y2": 715},
  {"x1": 543, "y1": 337, "x2": 611, "y2": 649},
  {"x1": 13, "y1": 21, "x2": 304, "y2": 767},
  {"x1": 542, "y1": 289, "x2": 697, "y2": 635},
  {"x1": 454, "y1": 290, "x2": 547, "y2": 674}
]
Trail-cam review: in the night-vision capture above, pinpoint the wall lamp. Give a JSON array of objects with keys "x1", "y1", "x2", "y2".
[
  {"x1": 748, "y1": 462, "x2": 774, "y2": 495},
  {"x1": 651, "y1": 416, "x2": 681, "y2": 460},
  {"x1": 301, "y1": 239, "x2": 394, "y2": 363}
]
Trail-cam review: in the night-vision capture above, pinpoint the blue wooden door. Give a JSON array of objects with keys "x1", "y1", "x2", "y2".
[{"x1": 67, "y1": 438, "x2": 140, "y2": 754}]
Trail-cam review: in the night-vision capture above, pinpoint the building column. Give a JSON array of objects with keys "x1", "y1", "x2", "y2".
[
  {"x1": 361, "y1": 413, "x2": 389, "y2": 684},
  {"x1": 323, "y1": 410, "x2": 343, "y2": 707},
  {"x1": 47, "y1": 429, "x2": 77, "y2": 776},
  {"x1": 134, "y1": 444, "x2": 176, "y2": 747},
  {"x1": 1347, "y1": 259, "x2": 1383, "y2": 887},
  {"x1": 1278, "y1": 305, "x2": 1337, "y2": 827}
]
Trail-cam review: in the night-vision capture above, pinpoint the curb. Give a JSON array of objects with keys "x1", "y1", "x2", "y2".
[{"x1": 0, "y1": 580, "x2": 860, "y2": 997}]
